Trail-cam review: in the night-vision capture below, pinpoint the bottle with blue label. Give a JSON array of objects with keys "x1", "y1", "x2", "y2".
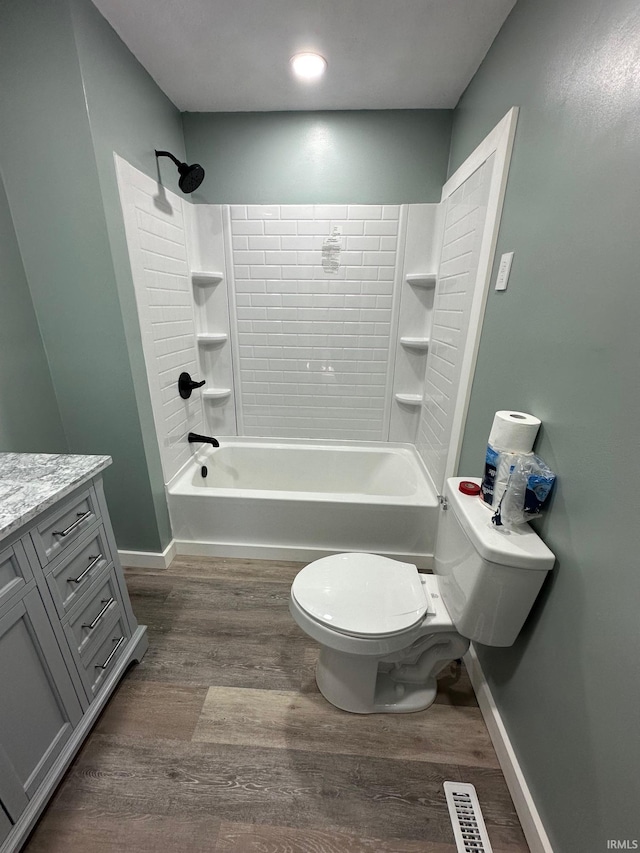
[
  {"x1": 480, "y1": 445, "x2": 522, "y2": 508},
  {"x1": 480, "y1": 445, "x2": 499, "y2": 505}
]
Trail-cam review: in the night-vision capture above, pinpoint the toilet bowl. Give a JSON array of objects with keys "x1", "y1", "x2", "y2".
[
  {"x1": 289, "y1": 477, "x2": 555, "y2": 714},
  {"x1": 290, "y1": 556, "x2": 469, "y2": 713}
]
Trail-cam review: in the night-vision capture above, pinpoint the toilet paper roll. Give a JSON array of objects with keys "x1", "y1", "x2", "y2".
[{"x1": 488, "y1": 411, "x2": 541, "y2": 453}]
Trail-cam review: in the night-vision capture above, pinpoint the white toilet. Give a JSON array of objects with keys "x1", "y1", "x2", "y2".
[{"x1": 289, "y1": 477, "x2": 555, "y2": 713}]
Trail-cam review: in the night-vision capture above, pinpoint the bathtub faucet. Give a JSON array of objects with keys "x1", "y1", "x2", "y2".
[{"x1": 188, "y1": 432, "x2": 220, "y2": 448}]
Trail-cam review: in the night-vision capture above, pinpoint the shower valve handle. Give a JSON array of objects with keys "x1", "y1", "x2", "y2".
[{"x1": 178, "y1": 371, "x2": 205, "y2": 399}]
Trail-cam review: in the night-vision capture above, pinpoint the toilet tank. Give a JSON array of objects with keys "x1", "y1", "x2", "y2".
[{"x1": 434, "y1": 478, "x2": 555, "y2": 646}]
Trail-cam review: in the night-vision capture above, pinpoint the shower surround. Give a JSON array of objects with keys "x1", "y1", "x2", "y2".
[{"x1": 116, "y1": 153, "x2": 442, "y2": 486}]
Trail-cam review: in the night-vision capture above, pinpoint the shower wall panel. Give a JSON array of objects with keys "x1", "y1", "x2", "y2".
[
  {"x1": 116, "y1": 156, "x2": 203, "y2": 483},
  {"x1": 230, "y1": 205, "x2": 401, "y2": 440},
  {"x1": 416, "y1": 158, "x2": 493, "y2": 490}
]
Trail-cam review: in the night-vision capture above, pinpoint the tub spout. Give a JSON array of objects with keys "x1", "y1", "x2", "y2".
[{"x1": 188, "y1": 432, "x2": 219, "y2": 448}]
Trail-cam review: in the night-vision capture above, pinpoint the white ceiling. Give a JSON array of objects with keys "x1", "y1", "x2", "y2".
[{"x1": 91, "y1": 0, "x2": 517, "y2": 112}]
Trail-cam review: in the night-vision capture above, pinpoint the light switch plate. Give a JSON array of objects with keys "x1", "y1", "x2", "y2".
[{"x1": 495, "y1": 252, "x2": 514, "y2": 291}]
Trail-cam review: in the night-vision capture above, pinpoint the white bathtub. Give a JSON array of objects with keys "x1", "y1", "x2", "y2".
[{"x1": 167, "y1": 439, "x2": 439, "y2": 566}]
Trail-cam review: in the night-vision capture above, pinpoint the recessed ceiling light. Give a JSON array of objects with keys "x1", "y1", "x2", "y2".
[{"x1": 290, "y1": 52, "x2": 327, "y2": 81}]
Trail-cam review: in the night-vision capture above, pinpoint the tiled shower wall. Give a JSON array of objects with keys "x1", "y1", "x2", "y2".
[
  {"x1": 116, "y1": 161, "x2": 451, "y2": 482},
  {"x1": 416, "y1": 157, "x2": 493, "y2": 491},
  {"x1": 116, "y1": 157, "x2": 203, "y2": 483},
  {"x1": 230, "y1": 205, "x2": 401, "y2": 440}
]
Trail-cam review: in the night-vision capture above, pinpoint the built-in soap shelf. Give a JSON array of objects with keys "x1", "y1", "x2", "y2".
[
  {"x1": 202, "y1": 388, "x2": 231, "y2": 401},
  {"x1": 394, "y1": 393, "x2": 423, "y2": 406},
  {"x1": 197, "y1": 332, "x2": 228, "y2": 345},
  {"x1": 405, "y1": 273, "x2": 436, "y2": 288},
  {"x1": 400, "y1": 336, "x2": 430, "y2": 351},
  {"x1": 191, "y1": 271, "x2": 223, "y2": 286},
  {"x1": 392, "y1": 272, "x2": 436, "y2": 416},
  {"x1": 191, "y1": 268, "x2": 230, "y2": 412}
]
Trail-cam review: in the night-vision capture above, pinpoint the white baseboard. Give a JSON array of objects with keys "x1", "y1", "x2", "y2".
[
  {"x1": 174, "y1": 539, "x2": 433, "y2": 570},
  {"x1": 118, "y1": 539, "x2": 176, "y2": 569},
  {"x1": 464, "y1": 645, "x2": 554, "y2": 853}
]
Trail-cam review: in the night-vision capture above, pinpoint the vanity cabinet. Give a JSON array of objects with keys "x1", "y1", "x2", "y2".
[{"x1": 0, "y1": 455, "x2": 148, "y2": 853}]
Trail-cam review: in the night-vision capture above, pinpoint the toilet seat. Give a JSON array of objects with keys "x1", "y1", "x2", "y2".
[{"x1": 291, "y1": 552, "x2": 432, "y2": 638}]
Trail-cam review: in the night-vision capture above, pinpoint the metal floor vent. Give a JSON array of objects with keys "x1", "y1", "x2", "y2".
[{"x1": 444, "y1": 781, "x2": 494, "y2": 853}]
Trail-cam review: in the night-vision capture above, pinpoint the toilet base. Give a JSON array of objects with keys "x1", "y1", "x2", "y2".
[
  {"x1": 318, "y1": 663, "x2": 439, "y2": 714},
  {"x1": 369, "y1": 671, "x2": 438, "y2": 714},
  {"x1": 315, "y1": 629, "x2": 469, "y2": 714}
]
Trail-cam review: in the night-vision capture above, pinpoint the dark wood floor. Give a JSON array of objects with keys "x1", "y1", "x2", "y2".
[{"x1": 24, "y1": 557, "x2": 529, "y2": 852}]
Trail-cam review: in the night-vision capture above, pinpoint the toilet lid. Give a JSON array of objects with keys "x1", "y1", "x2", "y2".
[{"x1": 291, "y1": 553, "x2": 429, "y2": 637}]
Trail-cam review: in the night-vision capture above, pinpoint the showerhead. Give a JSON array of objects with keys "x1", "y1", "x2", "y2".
[
  {"x1": 178, "y1": 162, "x2": 205, "y2": 194},
  {"x1": 155, "y1": 150, "x2": 205, "y2": 194}
]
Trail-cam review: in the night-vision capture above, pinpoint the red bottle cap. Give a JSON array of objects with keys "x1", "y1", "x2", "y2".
[{"x1": 459, "y1": 480, "x2": 481, "y2": 496}]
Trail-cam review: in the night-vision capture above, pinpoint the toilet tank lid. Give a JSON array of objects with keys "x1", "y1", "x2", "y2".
[{"x1": 445, "y1": 478, "x2": 555, "y2": 571}]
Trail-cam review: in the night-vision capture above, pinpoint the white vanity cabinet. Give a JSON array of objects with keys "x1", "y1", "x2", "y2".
[{"x1": 0, "y1": 455, "x2": 148, "y2": 853}]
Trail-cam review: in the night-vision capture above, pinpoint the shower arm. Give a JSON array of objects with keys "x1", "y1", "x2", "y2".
[{"x1": 155, "y1": 150, "x2": 182, "y2": 169}]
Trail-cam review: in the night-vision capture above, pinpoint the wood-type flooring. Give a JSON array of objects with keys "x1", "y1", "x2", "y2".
[{"x1": 23, "y1": 556, "x2": 529, "y2": 852}]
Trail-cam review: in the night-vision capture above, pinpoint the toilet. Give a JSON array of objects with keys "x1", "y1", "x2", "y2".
[{"x1": 289, "y1": 477, "x2": 555, "y2": 713}]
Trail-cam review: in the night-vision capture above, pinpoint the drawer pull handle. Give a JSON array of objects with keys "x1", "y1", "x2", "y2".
[
  {"x1": 82, "y1": 598, "x2": 115, "y2": 630},
  {"x1": 53, "y1": 510, "x2": 92, "y2": 537},
  {"x1": 68, "y1": 553, "x2": 103, "y2": 584},
  {"x1": 95, "y1": 636, "x2": 125, "y2": 670}
]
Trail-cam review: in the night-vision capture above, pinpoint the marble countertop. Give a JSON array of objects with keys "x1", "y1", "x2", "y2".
[{"x1": 0, "y1": 453, "x2": 112, "y2": 544}]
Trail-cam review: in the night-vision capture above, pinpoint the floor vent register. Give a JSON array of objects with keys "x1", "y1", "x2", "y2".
[{"x1": 444, "y1": 781, "x2": 494, "y2": 853}]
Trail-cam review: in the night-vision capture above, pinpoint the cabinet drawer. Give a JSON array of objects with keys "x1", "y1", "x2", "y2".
[
  {"x1": 78, "y1": 615, "x2": 131, "y2": 700},
  {"x1": 30, "y1": 487, "x2": 100, "y2": 567},
  {"x1": 46, "y1": 526, "x2": 112, "y2": 618},
  {"x1": 63, "y1": 568, "x2": 125, "y2": 660},
  {"x1": 0, "y1": 541, "x2": 33, "y2": 610}
]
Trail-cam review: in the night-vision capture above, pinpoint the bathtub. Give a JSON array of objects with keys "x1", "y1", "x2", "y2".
[{"x1": 167, "y1": 439, "x2": 439, "y2": 567}]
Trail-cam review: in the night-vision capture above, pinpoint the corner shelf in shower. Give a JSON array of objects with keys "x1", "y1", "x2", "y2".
[
  {"x1": 394, "y1": 393, "x2": 423, "y2": 406},
  {"x1": 202, "y1": 388, "x2": 231, "y2": 401},
  {"x1": 405, "y1": 273, "x2": 436, "y2": 288},
  {"x1": 191, "y1": 271, "x2": 224, "y2": 286},
  {"x1": 400, "y1": 336, "x2": 430, "y2": 351},
  {"x1": 196, "y1": 332, "x2": 228, "y2": 345}
]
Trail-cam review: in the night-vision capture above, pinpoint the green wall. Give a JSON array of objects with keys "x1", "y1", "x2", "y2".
[
  {"x1": 0, "y1": 0, "x2": 178, "y2": 550},
  {"x1": 450, "y1": 0, "x2": 640, "y2": 849},
  {"x1": 183, "y1": 110, "x2": 452, "y2": 203},
  {"x1": 0, "y1": 175, "x2": 67, "y2": 452},
  {"x1": 68, "y1": 0, "x2": 187, "y2": 548}
]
